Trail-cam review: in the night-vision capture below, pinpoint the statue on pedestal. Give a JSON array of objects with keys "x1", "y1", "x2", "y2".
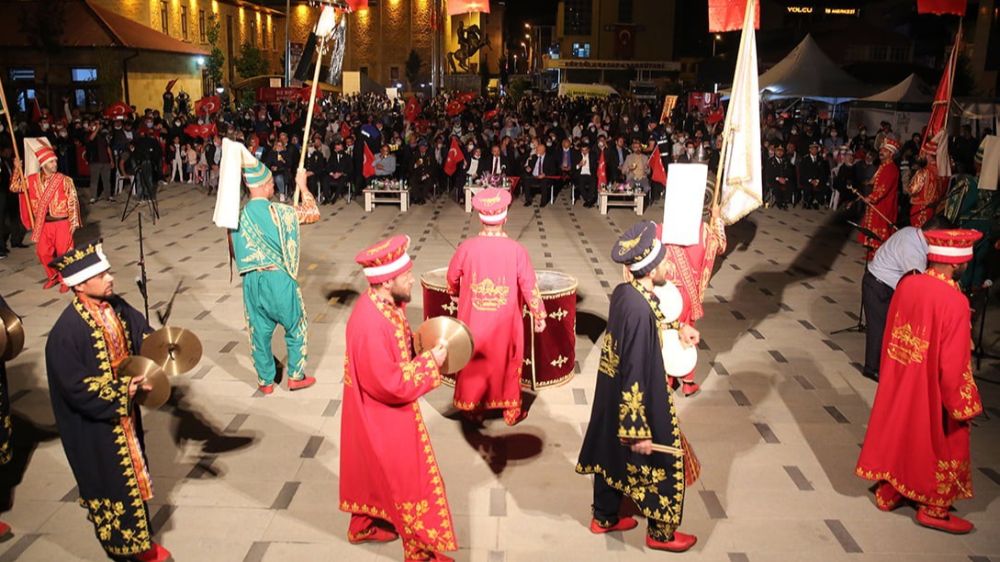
[{"x1": 448, "y1": 21, "x2": 490, "y2": 73}]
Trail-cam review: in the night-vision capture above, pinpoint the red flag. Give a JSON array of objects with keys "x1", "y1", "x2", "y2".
[
  {"x1": 649, "y1": 146, "x2": 667, "y2": 186},
  {"x1": 103, "y1": 101, "x2": 132, "y2": 119},
  {"x1": 484, "y1": 107, "x2": 500, "y2": 122},
  {"x1": 30, "y1": 98, "x2": 43, "y2": 123},
  {"x1": 614, "y1": 25, "x2": 636, "y2": 59},
  {"x1": 920, "y1": 28, "x2": 961, "y2": 177},
  {"x1": 706, "y1": 106, "x2": 725, "y2": 125},
  {"x1": 917, "y1": 0, "x2": 965, "y2": 16},
  {"x1": 708, "y1": 0, "x2": 760, "y2": 33},
  {"x1": 447, "y1": 0, "x2": 490, "y2": 16},
  {"x1": 165, "y1": 78, "x2": 179, "y2": 93},
  {"x1": 443, "y1": 137, "x2": 465, "y2": 176},
  {"x1": 363, "y1": 143, "x2": 376, "y2": 178},
  {"x1": 446, "y1": 100, "x2": 465, "y2": 117},
  {"x1": 344, "y1": 0, "x2": 368, "y2": 11},
  {"x1": 456, "y1": 91, "x2": 478, "y2": 104},
  {"x1": 597, "y1": 150, "x2": 607, "y2": 187},
  {"x1": 195, "y1": 95, "x2": 221, "y2": 115},
  {"x1": 404, "y1": 96, "x2": 420, "y2": 122}
]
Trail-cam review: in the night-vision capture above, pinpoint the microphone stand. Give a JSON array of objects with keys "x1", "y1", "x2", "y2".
[{"x1": 136, "y1": 213, "x2": 151, "y2": 322}]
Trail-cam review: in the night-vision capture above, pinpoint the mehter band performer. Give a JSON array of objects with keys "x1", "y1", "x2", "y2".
[
  {"x1": 856, "y1": 228, "x2": 984, "y2": 534},
  {"x1": 447, "y1": 187, "x2": 545, "y2": 425},
  {"x1": 44, "y1": 241, "x2": 170, "y2": 561},
  {"x1": 340, "y1": 235, "x2": 457, "y2": 562},
  {"x1": 215, "y1": 139, "x2": 314, "y2": 394},
  {"x1": 11, "y1": 140, "x2": 81, "y2": 291},
  {"x1": 859, "y1": 138, "x2": 900, "y2": 259},
  {"x1": 577, "y1": 221, "x2": 700, "y2": 553},
  {"x1": 0, "y1": 296, "x2": 16, "y2": 540}
]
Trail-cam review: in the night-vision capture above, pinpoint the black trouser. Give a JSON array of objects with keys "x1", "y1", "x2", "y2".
[
  {"x1": 593, "y1": 474, "x2": 673, "y2": 540},
  {"x1": 411, "y1": 179, "x2": 433, "y2": 203},
  {"x1": 577, "y1": 175, "x2": 597, "y2": 204},
  {"x1": 307, "y1": 174, "x2": 327, "y2": 200},
  {"x1": 523, "y1": 177, "x2": 551, "y2": 204},
  {"x1": 327, "y1": 176, "x2": 348, "y2": 201},
  {"x1": 861, "y1": 269, "x2": 894, "y2": 381},
  {"x1": 775, "y1": 185, "x2": 792, "y2": 208}
]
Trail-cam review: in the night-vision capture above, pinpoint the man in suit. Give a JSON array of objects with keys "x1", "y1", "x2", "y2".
[
  {"x1": 486, "y1": 144, "x2": 507, "y2": 177},
  {"x1": 613, "y1": 136, "x2": 628, "y2": 183},
  {"x1": 523, "y1": 143, "x2": 558, "y2": 207},
  {"x1": 798, "y1": 141, "x2": 828, "y2": 209},
  {"x1": 304, "y1": 136, "x2": 328, "y2": 202},
  {"x1": 766, "y1": 145, "x2": 796, "y2": 210},
  {"x1": 575, "y1": 142, "x2": 599, "y2": 208},
  {"x1": 408, "y1": 142, "x2": 435, "y2": 205},
  {"x1": 326, "y1": 139, "x2": 351, "y2": 204}
]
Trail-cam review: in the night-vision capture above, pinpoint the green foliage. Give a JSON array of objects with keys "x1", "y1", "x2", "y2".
[
  {"x1": 234, "y1": 43, "x2": 268, "y2": 80},
  {"x1": 405, "y1": 50, "x2": 422, "y2": 89},
  {"x1": 508, "y1": 77, "x2": 530, "y2": 100},
  {"x1": 206, "y1": 14, "x2": 225, "y2": 87}
]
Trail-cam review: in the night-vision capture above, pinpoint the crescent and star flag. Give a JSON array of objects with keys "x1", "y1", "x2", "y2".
[
  {"x1": 184, "y1": 123, "x2": 218, "y2": 139},
  {"x1": 444, "y1": 137, "x2": 465, "y2": 176},
  {"x1": 649, "y1": 146, "x2": 667, "y2": 186},
  {"x1": 917, "y1": 0, "x2": 965, "y2": 15},
  {"x1": 363, "y1": 143, "x2": 376, "y2": 178},
  {"x1": 597, "y1": 150, "x2": 607, "y2": 187},
  {"x1": 404, "y1": 96, "x2": 421, "y2": 122},
  {"x1": 448, "y1": 0, "x2": 490, "y2": 16},
  {"x1": 343, "y1": 0, "x2": 368, "y2": 11},
  {"x1": 103, "y1": 101, "x2": 131, "y2": 119},
  {"x1": 921, "y1": 28, "x2": 961, "y2": 177},
  {"x1": 484, "y1": 107, "x2": 500, "y2": 122},
  {"x1": 446, "y1": 100, "x2": 465, "y2": 117},
  {"x1": 195, "y1": 95, "x2": 221, "y2": 115},
  {"x1": 708, "y1": 0, "x2": 760, "y2": 33},
  {"x1": 717, "y1": 0, "x2": 763, "y2": 224}
]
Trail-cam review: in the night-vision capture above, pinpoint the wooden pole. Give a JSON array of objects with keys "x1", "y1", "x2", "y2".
[
  {"x1": 0, "y1": 74, "x2": 34, "y2": 230},
  {"x1": 294, "y1": 28, "x2": 330, "y2": 206}
]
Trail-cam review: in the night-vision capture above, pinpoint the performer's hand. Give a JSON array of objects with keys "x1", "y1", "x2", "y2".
[
  {"x1": 679, "y1": 324, "x2": 700, "y2": 347},
  {"x1": 630, "y1": 439, "x2": 653, "y2": 455},
  {"x1": 295, "y1": 168, "x2": 308, "y2": 194},
  {"x1": 710, "y1": 204, "x2": 721, "y2": 223},
  {"x1": 127, "y1": 373, "x2": 147, "y2": 399},
  {"x1": 533, "y1": 317, "x2": 546, "y2": 333},
  {"x1": 431, "y1": 339, "x2": 448, "y2": 367}
]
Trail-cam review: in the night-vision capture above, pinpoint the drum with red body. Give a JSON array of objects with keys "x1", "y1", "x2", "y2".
[{"x1": 420, "y1": 268, "x2": 577, "y2": 389}]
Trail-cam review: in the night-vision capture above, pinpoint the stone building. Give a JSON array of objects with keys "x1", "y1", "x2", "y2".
[{"x1": 0, "y1": 0, "x2": 286, "y2": 114}]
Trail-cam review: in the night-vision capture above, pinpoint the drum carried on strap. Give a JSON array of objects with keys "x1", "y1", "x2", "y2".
[{"x1": 420, "y1": 268, "x2": 578, "y2": 389}]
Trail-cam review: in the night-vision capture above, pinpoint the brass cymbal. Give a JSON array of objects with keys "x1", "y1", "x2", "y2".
[
  {"x1": 140, "y1": 326, "x2": 203, "y2": 376},
  {"x1": 119, "y1": 356, "x2": 171, "y2": 409},
  {"x1": 414, "y1": 316, "x2": 474, "y2": 375},
  {"x1": 0, "y1": 305, "x2": 25, "y2": 362}
]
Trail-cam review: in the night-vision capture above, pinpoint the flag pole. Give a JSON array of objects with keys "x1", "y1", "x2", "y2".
[
  {"x1": 0, "y1": 74, "x2": 34, "y2": 230},
  {"x1": 711, "y1": 0, "x2": 755, "y2": 209}
]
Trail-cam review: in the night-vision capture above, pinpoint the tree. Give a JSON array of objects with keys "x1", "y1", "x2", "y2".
[
  {"x1": 234, "y1": 43, "x2": 268, "y2": 80},
  {"x1": 405, "y1": 49, "x2": 423, "y2": 90},
  {"x1": 206, "y1": 14, "x2": 225, "y2": 88}
]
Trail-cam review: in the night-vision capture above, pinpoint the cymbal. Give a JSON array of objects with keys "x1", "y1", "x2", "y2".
[
  {"x1": 0, "y1": 305, "x2": 25, "y2": 362},
  {"x1": 414, "y1": 316, "x2": 474, "y2": 375},
  {"x1": 140, "y1": 327, "x2": 203, "y2": 376},
  {"x1": 119, "y1": 356, "x2": 171, "y2": 409}
]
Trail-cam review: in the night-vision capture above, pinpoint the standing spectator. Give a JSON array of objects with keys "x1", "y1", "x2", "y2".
[
  {"x1": 86, "y1": 123, "x2": 115, "y2": 203},
  {"x1": 168, "y1": 136, "x2": 185, "y2": 183}
]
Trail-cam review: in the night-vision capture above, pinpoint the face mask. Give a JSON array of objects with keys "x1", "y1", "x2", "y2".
[
  {"x1": 145, "y1": 121, "x2": 153, "y2": 128},
  {"x1": 41, "y1": 123, "x2": 50, "y2": 131},
  {"x1": 59, "y1": 131, "x2": 68, "y2": 138},
  {"x1": 633, "y1": 126, "x2": 639, "y2": 132}
]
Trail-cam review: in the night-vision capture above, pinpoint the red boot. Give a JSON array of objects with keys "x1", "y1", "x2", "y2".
[
  {"x1": 348, "y1": 526, "x2": 398, "y2": 544},
  {"x1": 503, "y1": 407, "x2": 528, "y2": 426},
  {"x1": 646, "y1": 531, "x2": 698, "y2": 552},
  {"x1": 288, "y1": 375, "x2": 316, "y2": 391},
  {"x1": 589, "y1": 516, "x2": 638, "y2": 534},
  {"x1": 916, "y1": 508, "x2": 974, "y2": 534},
  {"x1": 134, "y1": 542, "x2": 171, "y2": 562}
]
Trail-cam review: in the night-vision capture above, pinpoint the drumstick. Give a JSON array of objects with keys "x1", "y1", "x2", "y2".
[{"x1": 650, "y1": 443, "x2": 685, "y2": 456}]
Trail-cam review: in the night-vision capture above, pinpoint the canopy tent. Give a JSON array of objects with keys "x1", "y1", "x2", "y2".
[
  {"x1": 848, "y1": 73, "x2": 934, "y2": 141},
  {"x1": 743, "y1": 34, "x2": 874, "y2": 104}
]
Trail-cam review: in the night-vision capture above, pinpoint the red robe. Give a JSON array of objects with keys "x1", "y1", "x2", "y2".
[
  {"x1": 856, "y1": 269, "x2": 982, "y2": 509},
  {"x1": 340, "y1": 291, "x2": 457, "y2": 558},
  {"x1": 907, "y1": 165, "x2": 946, "y2": 228},
  {"x1": 18, "y1": 172, "x2": 81, "y2": 240},
  {"x1": 860, "y1": 160, "x2": 899, "y2": 258},
  {"x1": 659, "y1": 220, "x2": 726, "y2": 383},
  {"x1": 446, "y1": 232, "x2": 545, "y2": 424}
]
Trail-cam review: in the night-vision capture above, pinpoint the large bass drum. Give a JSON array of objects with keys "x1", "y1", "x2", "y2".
[{"x1": 420, "y1": 268, "x2": 578, "y2": 389}]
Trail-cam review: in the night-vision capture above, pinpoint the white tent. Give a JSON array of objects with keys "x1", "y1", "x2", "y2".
[
  {"x1": 848, "y1": 73, "x2": 933, "y2": 141},
  {"x1": 756, "y1": 34, "x2": 874, "y2": 103}
]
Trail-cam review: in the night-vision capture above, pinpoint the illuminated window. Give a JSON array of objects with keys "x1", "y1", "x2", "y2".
[
  {"x1": 572, "y1": 42, "x2": 591, "y2": 58},
  {"x1": 71, "y1": 67, "x2": 97, "y2": 82},
  {"x1": 181, "y1": 5, "x2": 189, "y2": 40},
  {"x1": 199, "y1": 10, "x2": 207, "y2": 43},
  {"x1": 160, "y1": 1, "x2": 168, "y2": 34},
  {"x1": 250, "y1": 17, "x2": 257, "y2": 47}
]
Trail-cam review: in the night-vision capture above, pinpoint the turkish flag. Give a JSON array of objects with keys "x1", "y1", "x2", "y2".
[
  {"x1": 184, "y1": 123, "x2": 218, "y2": 139},
  {"x1": 706, "y1": 106, "x2": 725, "y2": 125},
  {"x1": 446, "y1": 100, "x2": 465, "y2": 117},
  {"x1": 917, "y1": 0, "x2": 964, "y2": 15},
  {"x1": 484, "y1": 107, "x2": 500, "y2": 122},
  {"x1": 456, "y1": 91, "x2": 478, "y2": 104},
  {"x1": 614, "y1": 25, "x2": 635, "y2": 59},
  {"x1": 597, "y1": 150, "x2": 607, "y2": 187},
  {"x1": 195, "y1": 95, "x2": 221, "y2": 115},
  {"x1": 363, "y1": 143, "x2": 376, "y2": 178},
  {"x1": 447, "y1": 0, "x2": 490, "y2": 16},
  {"x1": 649, "y1": 146, "x2": 667, "y2": 186},
  {"x1": 404, "y1": 96, "x2": 421, "y2": 122},
  {"x1": 103, "y1": 101, "x2": 131, "y2": 119},
  {"x1": 708, "y1": 0, "x2": 760, "y2": 33},
  {"x1": 444, "y1": 137, "x2": 465, "y2": 176},
  {"x1": 344, "y1": 0, "x2": 368, "y2": 11}
]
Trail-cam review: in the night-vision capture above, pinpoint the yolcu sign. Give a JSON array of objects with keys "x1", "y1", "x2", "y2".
[{"x1": 786, "y1": 6, "x2": 860, "y2": 16}]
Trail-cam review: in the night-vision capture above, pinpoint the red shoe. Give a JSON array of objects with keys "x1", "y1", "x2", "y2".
[
  {"x1": 916, "y1": 509, "x2": 974, "y2": 534},
  {"x1": 503, "y1": 407, "x2": 528, "y2": 426},
  {"x1": 43, "y1": 278, "x2": 58, "y2": 290},
  {"x1": 405, "y1": 553, "x2": 454, "y2": 562},
  {"x1": 590, "y1": 516, "x2": 638, "y2": 534},
  {"x1": 349, "y1": 526, "x2": 398, "y2": 544},
  {"x1": 682, "y1": 382, "x2": 700, "y2": 397},
  {"x1": 0, "y1": 520, "x2": 11, "y2": 540},
  {"x1": 59, "y1": 284, "x2": 70, "y2": 294},
  {"x1": 258, "y1": 384, "x2": 274, "y2": 395},
  {"x1": 134, "y1": 542, "x2": 172, "y2": 562},
  {"x1": 646, "y1": 531, "x2": 697, "y2": 552},
  {"x1": 288, "y1": 375, "x2": 316, "y2": 391},
  {"x1": 874, "y1": 482, "x2": 903, "y2": 512}
]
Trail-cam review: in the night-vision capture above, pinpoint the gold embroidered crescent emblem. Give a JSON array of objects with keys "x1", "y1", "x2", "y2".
[{"x1": 617, "y1": 233, "x2": 642, "y2": 256}]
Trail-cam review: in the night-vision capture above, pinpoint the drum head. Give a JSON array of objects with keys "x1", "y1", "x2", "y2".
[
  {"x1": 536, "y1": 270, "x2": 578, "y2": 297},
  {"x1": 420, "y1": 267, "x2": 449, "y2": 290},
  {"x1": 653, "y1": 282, "x2": 683, "y2": 323},
  {"x1": 662, "y1": 329, "x2": 698, "y2": 377}
]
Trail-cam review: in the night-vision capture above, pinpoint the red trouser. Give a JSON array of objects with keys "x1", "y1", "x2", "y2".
[{"x1": 35, "y1": 220, "x2": 73, "y2": 282}]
